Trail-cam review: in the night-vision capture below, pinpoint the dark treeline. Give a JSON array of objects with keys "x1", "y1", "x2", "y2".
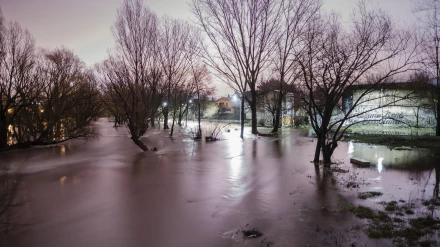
[{"x1": 0, "y1": 11, "x2": 102, "y2": 150}]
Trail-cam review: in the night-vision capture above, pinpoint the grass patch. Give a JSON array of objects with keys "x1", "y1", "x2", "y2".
[
  {"x1": 422, "y1": 199, "x2": 440, "y2": 207},
  {"x1": 351, "y1": 205, "x2": 376, "y2": 219},
  {"x1": 358, "y1": 191, "x2": 383, "y2": 200},
  {"x1": 345, "y1": 200, "x2": 440, "y2": 245},
  {"x1": 384, "y1": 201, "x2": 399, "y2": 212},
  {"x1": 365, "y1": 222, "x2": 395, "y2": 238}
]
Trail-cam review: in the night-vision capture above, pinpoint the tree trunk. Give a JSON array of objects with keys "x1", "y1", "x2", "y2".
[
  {"x1": 313, "y1": 134, "x2": 321, "y2": 163},
  {"x1": 0, "y1": 125, "x2": 8, "y2": 149},
  {"x1": 132, "y1": 136, "x2": 149, "y2": 151},
  {"x1": 178, "y1": 105, "x2": 182, "y2": 126},
  {"x1": 322, "y1": 146, "x2": 332, "y2": 166},
  {"x1": 0, "y1": 113, "x2": 9, "y2": 149},
  {"x1": 150, "y1": 115, "x2": 155, "y2": 128},
  {"x1": 272, "y1": 89, "x2": 283, "y2": 133},
  {"x1": 416, "y1": 107, "x2": 419, "y2": 128},
  {"x1": 163, "y1": 108, "x2": 169, "y2": 129},
  {"x1": 170, "y1": 113, "x2": 176, "y2": 136},
  {"x1": 251, "y1": 87, "x2": 258, "y2": 134},
  {"x1": 198, "y1": 93, "x2": 202, "y2": 137},
  {"x1": 436, "y1": 96, "x2": 440, "y2": 136},
  {"x1": 170, "y1": 95, "x2": 178, "y2": 137},
  {"x1": 240, "y1": 98, "x2": 245, "y2": 139}
]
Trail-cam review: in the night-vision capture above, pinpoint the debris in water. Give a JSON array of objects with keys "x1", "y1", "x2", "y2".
[{"x1": 242, "y1": 228, "x2": 263, "y2": 238}]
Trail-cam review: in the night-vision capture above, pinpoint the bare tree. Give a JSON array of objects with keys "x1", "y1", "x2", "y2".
[
  {"x1": 297, "y1": 3, "x2": 418, "y2": 165},
  {"x1": 0, "y1": 18, "x2": 40, "y2": 149},
  {"x1": 191, "y1": 0, "x2": 281, "y2": 138},
  {"x1": 270, "y1": 0, "x2": 321, "y2": 133},
  {"x1": 99, "y1": 0, "x2": 161, "y2": 151},
  {"x1": 102, "y1": 89, "x2": 126, "y2": 127},
  {"x1": 257, "y1": 78, "x2": 295, "y2": 127},
  {"x1": 405, "y1": 71, "x2": 438, "y2": 128},
  {"x1": 186, "y1": 34, "x2": 214, "y2": 138},
  {"x1": 10, "y1": 48, "x2": 102, "y2": 146},
  {"x1": 159, "y1": 17, "x2": 194, "y2": 135},
  {"x1": 413, "y1": 0, "x2": 440, "y2": 135}
]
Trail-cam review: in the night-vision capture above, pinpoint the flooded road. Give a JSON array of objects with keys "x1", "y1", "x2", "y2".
[{"x1": 1, "y1": 119, "x2": 439, "y2": 247}]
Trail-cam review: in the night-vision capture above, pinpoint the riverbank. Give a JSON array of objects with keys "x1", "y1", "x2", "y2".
[{"x1": 342, "y1": 125, "x2": 440, "y2": 150}]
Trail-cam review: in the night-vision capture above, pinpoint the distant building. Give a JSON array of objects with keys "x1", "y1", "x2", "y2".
[{"x1": 215, "y1": 96, "x2": 235, "y2": 114}]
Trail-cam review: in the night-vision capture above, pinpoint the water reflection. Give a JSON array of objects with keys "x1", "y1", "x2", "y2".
[
  {"x1": 349, "y1": 142, "x2": 437, "y2": 171},
  {"x1": 60, "y1": 176, "x2": 67, "y2": 190},
  {"x1": 377, "y1": 157, "x2": 384, "y2": 173},
  {"x1": 60, "y1": 145, "x2": 66, "y2": 156},
  {"x1": 226, "y1": 135, "x2": 245, "y2": 198},
  {"x1": 348, "y1": 141, "x2": 354, "y2": 155}
]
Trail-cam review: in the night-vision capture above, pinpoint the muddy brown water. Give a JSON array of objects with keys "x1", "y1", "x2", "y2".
[{"x1": 1, "y1": 119, "x2": 439, "y2": 247}]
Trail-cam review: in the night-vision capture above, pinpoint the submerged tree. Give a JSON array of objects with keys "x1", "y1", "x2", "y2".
[
  {"x1": 99, "y1": 0, "x2": 162, "y2": 151},
  {"x1": 0, "y1": 17, "x2": 40, "y2": 149},
  {"x1": 12, "y1": 48, "x2": 102, "y2": 146},
  {"x1": 296, "y1": 4, "x2": 418, "y2": 164}
]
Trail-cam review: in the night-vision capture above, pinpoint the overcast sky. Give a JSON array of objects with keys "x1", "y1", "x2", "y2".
[{"x1": 1, "y1": 0, "x2": 417, "y2": 95}]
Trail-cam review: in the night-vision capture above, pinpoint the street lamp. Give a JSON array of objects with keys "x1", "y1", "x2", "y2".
[
  {"x1": 233, "y1": 93, "x2": 242, "y2": 123},
  {"x1": 163, "y1": 102, "x2": 167, "y2": 107}
]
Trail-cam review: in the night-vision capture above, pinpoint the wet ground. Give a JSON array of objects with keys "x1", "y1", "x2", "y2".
[{"x1": 1, "y1": 118, "x2": 439, "y2": 247}]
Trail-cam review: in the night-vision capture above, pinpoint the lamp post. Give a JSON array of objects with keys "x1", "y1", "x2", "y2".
[{"x1": 162, "y1": 102, "x2": 167, "y2": 129}]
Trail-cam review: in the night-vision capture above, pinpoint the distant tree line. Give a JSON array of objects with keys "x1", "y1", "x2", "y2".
[{"x1": 0, "y1": 11, "x2": 102, "y2": 150}]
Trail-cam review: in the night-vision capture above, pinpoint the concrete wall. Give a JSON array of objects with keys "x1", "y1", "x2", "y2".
[{"x1": 346, "y1": 89, "x2": 436, "y2": 128}]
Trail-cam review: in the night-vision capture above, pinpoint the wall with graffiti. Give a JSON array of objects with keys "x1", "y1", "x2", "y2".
[{"x1": 343, "y1": 89, "x2": 436, "y2": 128}]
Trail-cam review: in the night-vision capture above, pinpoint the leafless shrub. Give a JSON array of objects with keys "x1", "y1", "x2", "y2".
[{"x1": 202, "y1": 122, "x2": 230, "y2": 141}]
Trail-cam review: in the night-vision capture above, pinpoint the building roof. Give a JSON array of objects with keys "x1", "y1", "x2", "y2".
[
  {"x1": 214, "y1": 96, "x2": 233, "y2": 103},
  {"x1": 348, "y1": 81, "x2": 437, "y2": 91}
]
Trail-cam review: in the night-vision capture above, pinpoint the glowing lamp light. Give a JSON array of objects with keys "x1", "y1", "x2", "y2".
[{"x1": 163, "y1": 102, "x2": 167, "y2": 107}]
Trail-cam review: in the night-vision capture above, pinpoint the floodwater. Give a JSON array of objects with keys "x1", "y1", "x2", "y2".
[{"x1": 1, "y1": 119, "x2": 439, "y2": 247}]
